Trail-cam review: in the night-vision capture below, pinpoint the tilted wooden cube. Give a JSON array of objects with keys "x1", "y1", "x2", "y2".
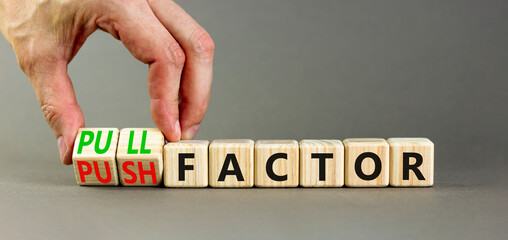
[
  {"x1": 344, "y1": 138, "x2": 389, "y2": 187},
  {"x1": 164, "y1": 140, "x2": 209, "y2": 187},
  {"x1": 388, "y1": 138, "x2": 434, "y2": 187},
  {"x1": 299, "y1": 140, "x2": 344, "y2": 187},
  {"x1": 116, "y1": 128, "x2": 165, "y2": 186},
  {"x1": 209, "y1": 139, "x2": 254, "y2": 187},
  {"x1": 72, "y1": 128, "x2": 120, "y2": 186},
  {"x1": 255, "y1": 140, "x2": 299, "y2": 187}
]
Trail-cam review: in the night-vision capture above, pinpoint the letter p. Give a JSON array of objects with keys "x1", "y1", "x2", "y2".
[
  {"x1": 77, "y1": 131, "x2": 94, "y2": 154},
  {"x1": 77, "y1": 161, "x2": 92, "y2": 183}
]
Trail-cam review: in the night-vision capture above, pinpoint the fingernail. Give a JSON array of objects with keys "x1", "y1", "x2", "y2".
[
  {"x1": 57, "y1": 136, "x2": 67, "y2": 162},
  {"x1": 182, "y1": 124, "x2": 201, "y2": 140},
  {"x1": 174, "y1": 120, "x2": 181, "y2": 140}
]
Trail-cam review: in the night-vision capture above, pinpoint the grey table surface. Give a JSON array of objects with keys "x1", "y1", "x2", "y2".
[{"x1": 1, "y1": 0, "x2": 507, "y2": 239}]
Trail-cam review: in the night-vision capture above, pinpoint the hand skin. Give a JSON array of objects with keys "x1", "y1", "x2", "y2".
[{"x1": 0, "y1": 0, "x2": 214, "y2": 164}]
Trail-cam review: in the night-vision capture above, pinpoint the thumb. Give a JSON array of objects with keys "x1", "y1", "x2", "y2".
[{"x1": 27, "y1": 61, "x2": 84, "y2": 165}]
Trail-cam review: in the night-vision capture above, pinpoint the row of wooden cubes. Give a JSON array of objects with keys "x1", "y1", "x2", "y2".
[{"x1": 73, "y1": 128, "x2": 434, "y2": 187}]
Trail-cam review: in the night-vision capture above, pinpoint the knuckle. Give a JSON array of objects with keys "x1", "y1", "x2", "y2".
[
  {"x1": 40, "y1": 101, "x2": 62, "y2": 127},
  {"x1": 40, "y1": 98, "x2": 81, "y2": 130},
  {"x1": 190, "y1": 29, "x2": 215, "y2": 59},
  {"x1": 167, "y1": 41, "x2": 186, "y2": 68}
]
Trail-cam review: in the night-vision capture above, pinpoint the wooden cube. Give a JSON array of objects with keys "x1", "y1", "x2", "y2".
[
  {"x1": 72, "y1": 128, "x2": 120, "y2": 186},
  {"x1": 299, "y1": 140, "x2": 344, "y2": 187},
  {"x1": 255, "y1": 140, "x2": 299, "y2": 187},
  {"x1": 388, "y1": 138, "x2": 434, "y2": 187},
  {"x1": 164, "y1": 140, "x2": 209, "y2": 187},
  {"x1": 209, "y1": 139, "x2": 254, "y2": 187},
  {"x1": 343, "y1": 138, "x2": 389, "y2": 187},
  {"x1": 116, "y1": 128, "x2": 165, "y2": 186}
]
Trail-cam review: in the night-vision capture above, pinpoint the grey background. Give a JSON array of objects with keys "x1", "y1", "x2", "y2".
[{"x1": 1, "y1": 0, "x2": 507, "y2": 239}]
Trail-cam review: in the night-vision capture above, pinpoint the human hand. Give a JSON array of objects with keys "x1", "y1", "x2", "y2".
[{"x1": 0, "y1": 0, "x2": 214, "y2": 164}]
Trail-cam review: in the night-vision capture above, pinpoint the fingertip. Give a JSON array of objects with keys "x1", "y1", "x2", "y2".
[
  {"x1": 57, "y1": 136, "x2": 67, "y2": 164},
  {"x1": 181, "y1": 124, "x2": 201, "y2": 140},
  {"x1": 159, "y1": 121, "x2": 181, "y2": 142},
  {"x1": 61, "y1": 148, "x2": 73, "y2": 165},
  {"x1": 151, "y1": 99, "x2": 181, "y2": 142},
  {"x1": 178, "y1": 100, "x2": 208, "y2": 140},
  {"x1": 58, "y1": 130, "x2": 78, "y2": 165},
  {"x1": 55, "y1": 104, "x2": 84, "y2": 165},
  {"x1": 166, "y1": 119, "x2": 181, "y2": 142},
  {"x1": 173, "y1": 119, "x2": 181, "y2": 141}
]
